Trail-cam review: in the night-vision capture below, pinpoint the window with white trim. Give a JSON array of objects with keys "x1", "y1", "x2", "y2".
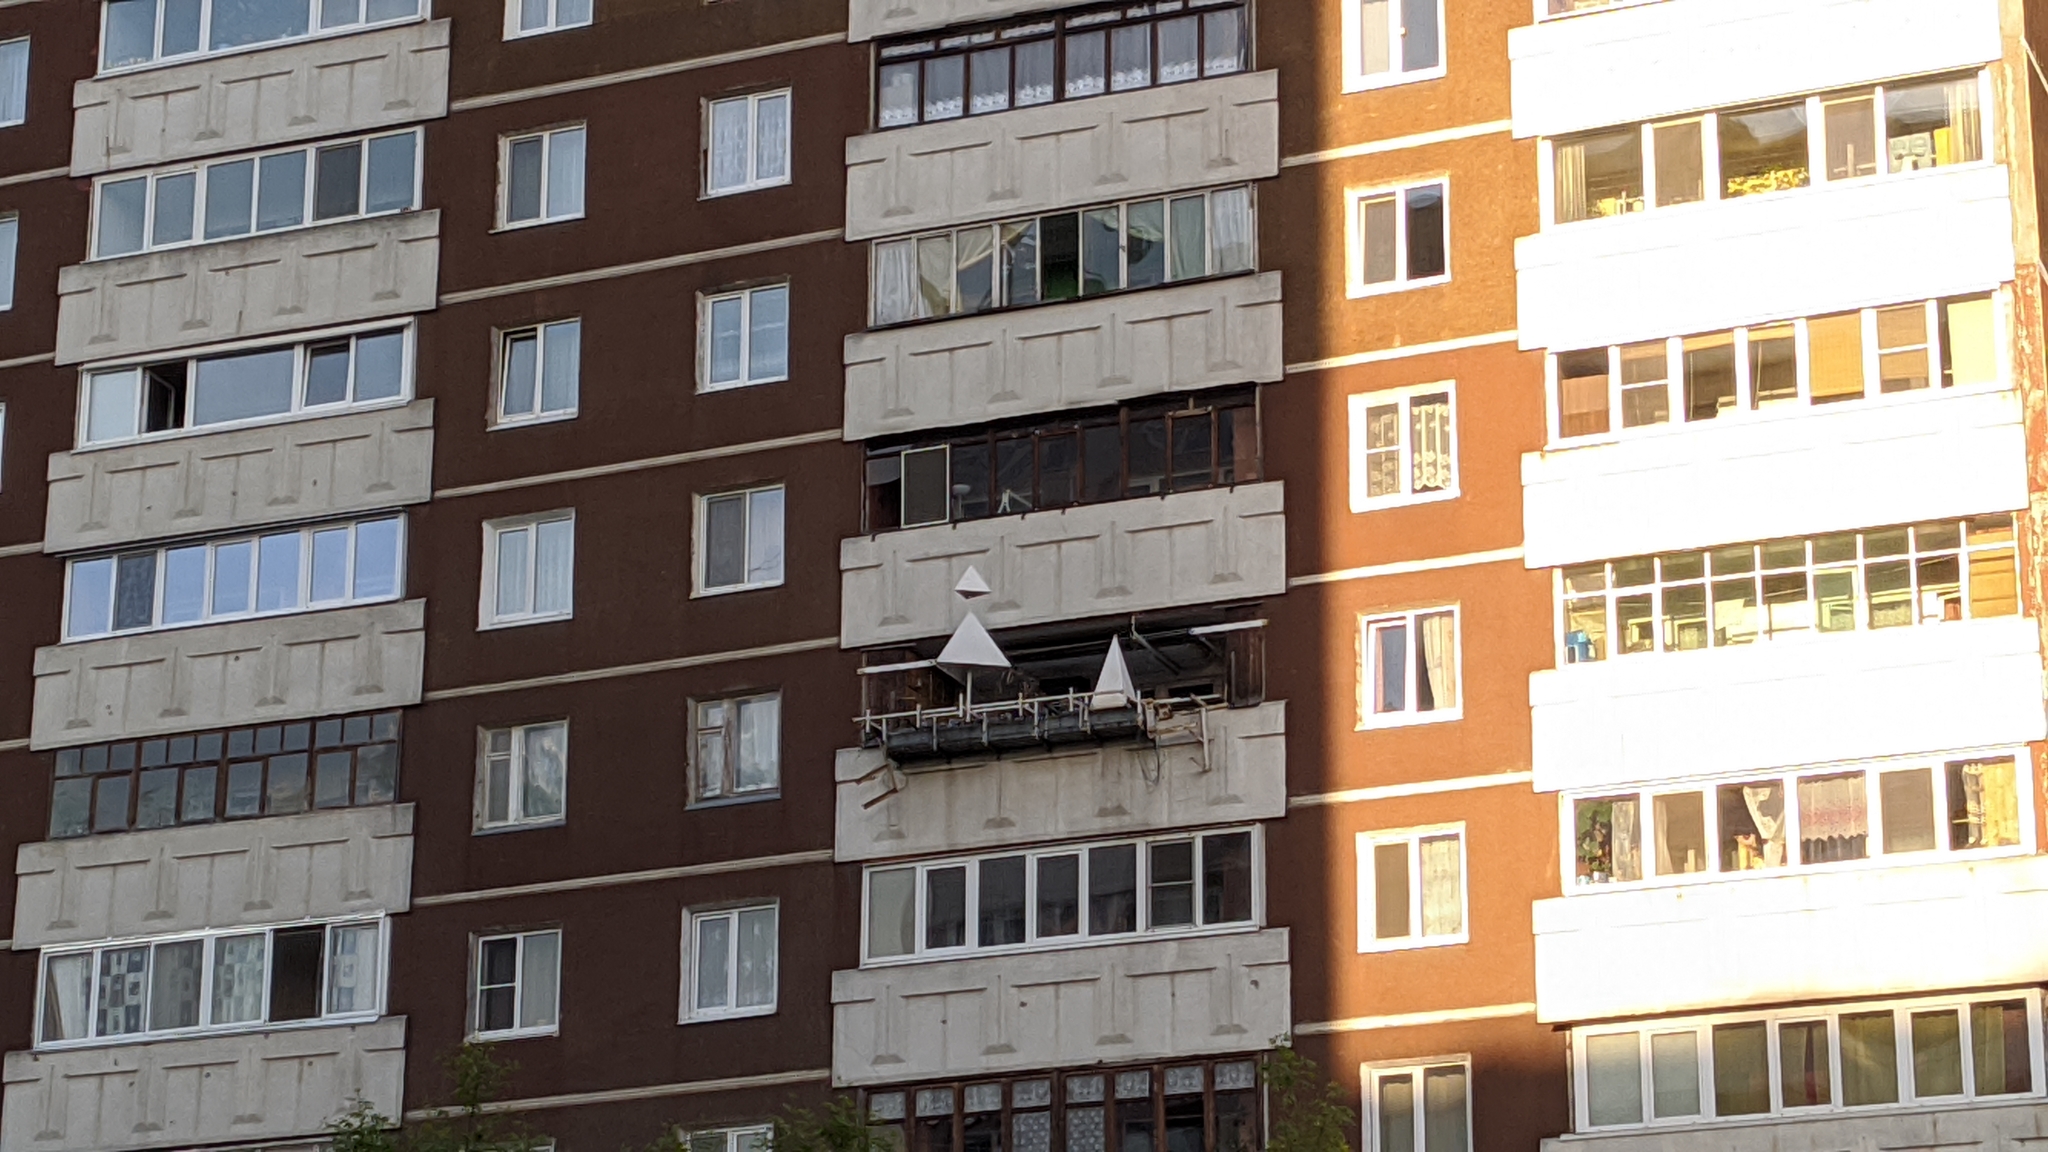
[
  {"x1": 1358, "y1": 608, "x2": 1459, "y2": 726},
  {"x1": 864, "y1": 827, "x2": 1257, "y2": 963},
  {"x1": 506, "y1": 0, "x2": 591, "y2": 38},
  {"x1": 0, "y1": 38, "x2": 27, "y2": 127},
  {"x1": 706, "y1": 90, "x2": 790, "y2": 196},
  {"x1": 99, "y1": 0, "x2": 422, "y2": 72},
  {"x1": 501, "y1": 125, "x2": 585, "y2": 227},
  {"x1": 473, "y1": 929, "x2": 560, "y2": 1039},
  {"x1": 1342, "y1": 0, "x2": 1443, "y2": 92},
  {"x1": 483, "y1": 512, "x2": 574, "y2": 627},
  {"x1": 64, "y1": 515, "x2": 404, "y2": 641},
  {"x1": 684, "y1": 1126, "x2": 773, "y2": 1152},
  {"x1": 684, "y1": 904, "x2": 777, "y2": 1021},
  {"x1": 91, "y1": 129, "x2": 420, "y2": 259},
  {"x1": 477, "y1": 721, "x2": 567, "y2": 831},
  {"x1": 0, "y1": 401, "x2": 8, "y2": 492},
  {"x1": 1568, "y1": 752, "x2": 2028, "y2": 888},
  {"x1": 0, "y1": 213, "x2": 16, "y2": 311},
  {"x1": 1356, "y1": 826, "x2": 1465, "y2": 951},
  {"x1": 1365, "y1": 1061, "x2": 1470, "y2": 1152},
  {"x1": 1347, "y1": 384, "x2": 1455, "y2": 512},
  {"x1": 692, "y1": 692, "x2": 780, "y2": 802},
  {"x1": 80, "y1": 325, "x2": 409, "y2": 447},
  {"x1": 37, "y1": 918, "x2": 383, "y2": 1047},
  {"x1": 1547, "y1": 72, "x2": 1989, "y2": 225},
  {"x1": 1575, "y1": 991, "x2": 2044, "y2": 1131},
  {"x1": 1349, "y1": 181, "x2": 1447, "y2": 296},
  {"x1": 498, "y1": 319, "x2": 580, "y2": 424},
  {"x1": 700, "y1": 284, "x2": 789, "y2": 391},
  {"x1": 697, "y1": 486, "x2": 784, "y2": 594}
]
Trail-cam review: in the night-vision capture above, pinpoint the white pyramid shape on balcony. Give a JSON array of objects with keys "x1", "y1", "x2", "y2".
[
  {"x1": 1090, "y1": 638, "x2": 1138, "y2": 711},
  {"x1": 938, "y1": 611, "x2": 1009, "y2": 670}
]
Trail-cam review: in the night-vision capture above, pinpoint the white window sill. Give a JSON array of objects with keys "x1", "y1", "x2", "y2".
[
  {"x1": 493, "y1": 212, "x2": 585, "y2": 234},
  {"x1": 1357, "y1": 932, "x2": 1467, "y2": 954},
  {"x1": 699, "y1": 375, "x2": 788, "y2": 394},
  {"x1": 490, "y1": 409, "x2": 579, "y2": 431},
  {"x1": 473, "y1": 816, "x2": 568, "y2": 835},
  {"x1": 692, "y1": 578, "x2": 785, "y2": 598},
  {"x1": 504, "y1": 19, "x2": 592, "y2": 39},
  {"x1": 702, "y1": 176, "x2": 792, "y2": 201},
  {"x1": 478, "y1": 610, "x2": 574, "y2": 631},
  {"x1": 861, "y1": 919, "x2": 1262, "y2": 969},
  {"x1": 35, "y1": 1008, "x2": 384, "y2": 1052},
  {"x1": 72, "y1": 395, "x2": 414, "y2": 455},
  {"x1": 686, "y1": 790, "x2": 781, "y2": 810},
  {"x1": 1341, "y1": 65, "x2": 1446, "y2": 95},
  {"x1": 1351, "y1": 486, "x2": 1460, "y2": 515},
  {"x1": 1357, "y1": 707, "x2": 1463, "y2": 731},
  {"x1": 679, "y1": 1003, "x2": 777, "y2": 1025},
  {"x1": 1348, "y1": 273, "x2": 1452, "y2": 301},
  {"x1": 0, "y1": 118, "x2": 24, "y2": 130},
  {"x1": 470, "y1": 1025, "x2": 559, "y2": 1042},
  {"x1": 92, "y1": 16, "x2": 427, "y2": 79}
]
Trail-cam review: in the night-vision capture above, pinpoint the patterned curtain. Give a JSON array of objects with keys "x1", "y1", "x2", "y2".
[{"x1": 1409, "y1": 395, "x2": 1453, "y2": 493}]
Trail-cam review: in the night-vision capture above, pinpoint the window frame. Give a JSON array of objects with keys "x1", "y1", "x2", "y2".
[
  {"x1": 682, "y1": 1125, "x2": 775, "y2": 1152},
  {"x1": 1354, "y1": 824, "x2": 1469, "y2": 952},
  {"x1": 703, "y1": 89, "x2": 793, "y2": 198},
  {"x1": 697, "y1": 283, "x2": 791, "y2": 392},
  {"x1": 474, "y1": 720, "x2": 570, "y2": 832},
  {"x1": 859, "y1": 825, "x2": 1264, "y2": 965},
  {"x1": 1339, "y1": 0, "x2": 1447, "y2": 93},
  {"x1": 33, "y1": 915, "x2": 388, "y2": 1050},
  {"x1": 688, "y1": 691, "x2": 783, "y2": 805},
  {"x1": 1345, "y1": 179, "x2": 1451, "y2": 298},
  {"x1": 1346, "y1": 381, "x2": 1458, "y2": 512},
  {"x1": 469, "y1": 928, "x2": 563, "y2": 1041},
  {"x1": 693, "y1": 484, "x2": 786, "y2": 596},
  {"x1": 497, "y1": 123, "x2": 587, "y2": 229},
  {"x1": 1571, "y1": 989, "x2": 2047, "y2": 1132},
  {"x1": 95, "y1": 0, "x2": 425, "y2": 77},
  {"x1": 479, "y1": 510, "x2": 576, "y2": 629},
  {"x1": 493, "y1": 317, "x2": 582, "y2": 426},
  {"x1": 1356, "y1": 605, "x2": 1463, "y2": 729},
  {"x1": 0, "y1": 212, "x2": 16, "y2": 312},
  {"x1": 1361, "y1": 1057, "x2": 1473, "y2": 1152},
  {"x1": 0, "y1": 36, "x2": 27, "y2": 128},
  {"x1": 503, "y1": 0, "x2": 593, "y2": 38},
  {"x1": 680, "y1": 902, "x2": 780, "y2": 1023},
  {"x1": 74, "y1": 320, "x2": 417, "y2": 450}
]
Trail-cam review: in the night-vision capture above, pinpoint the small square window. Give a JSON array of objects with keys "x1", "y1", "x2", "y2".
[
  {"x1": 506, "y1": 0, "x2": 592, "y2": 38},
  {"x1": 476, "y1": 721, "x2": 568, "y2": 830},
  {"x1": 1343, "y1": 0, "x2": 1443, "y2": 92},
  {"x1": 498, "y1": 319, "x2": 580, "y2": 423},
  {"x1": 1350, "y1": 181, "x2": 1448, "y2": 296},
  {"x1": 1358, "y1": 607, "x2": 1460, "y2": 727},
  {"x1": 696, "y1": 486, "x2": 784, "y2": 594},
  {"x1": 700, "y1": 285, "x2": 789, "y2": 391},
  {"x1": 473, "y1": 929, "x2": 561, "y2": 1039},
  {"x1": 501, "y1": 126, "x2": 586, "y2": 227},
  {"x1": 706, "y1": 91, "x2": 791, "y2": 196},
  {"x1": 1347, "y1": 384, "x2": 1456, "y2": 512},
  {"x1": 482, "y1": 512, "x2": 575, "y2": 627},
  {"x1": 1356, "y1": 827, "x2": 1466, "y2": 951},
  {"x1": 692, "y1": 692, "x2": 781, "y2": 802},
  {"x1": 683, "y1": 904, "x2": 778, "y2": 1020}
]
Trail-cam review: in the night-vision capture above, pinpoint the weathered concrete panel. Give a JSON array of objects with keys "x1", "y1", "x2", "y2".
[
  {"x1": 14, "y1": 805, "x2": 414, "y2": 950},
  {"x1": 1, "y1": 1018, "x2": 404, "y2": 1152},
  {"x1": 845, "y1": 71, "x2": 1278, "y2": 240},
  {"x1": 56, "y1": 211, "x2": 441, "y2": 366},
  {"x1": 840, "y1": 482, "x2": 1286, "y2": 648},
  {"x1": 832, "y1": 930, "x2": 1288, "y2": 1085},
  {"x1": 844, "y1": 273, "x2": 1282, "y2": 440},
  {"x1": 31, "y1": 600, "x2": 426, "y2": 750},
  {"x1": 45, "y1": 400, "x2": 435, "y2": 554},
  {"x1": 836, "y1": 702, "x2": 1286, "y2": 861},
  {"x1": 72, "y1": 20, "x2": 450, "y2": 175}
]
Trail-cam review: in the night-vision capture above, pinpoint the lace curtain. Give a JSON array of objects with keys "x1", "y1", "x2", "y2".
[
  {"x1": 1554, "y1": 139, "x2": 1589, "y2": 223},
  {"x1": 1417, "y1": 612, "x2": 1459, "y2": 711},
  {"x1": 1410, "y1": 396, "x2": 1453, "y2": 493},
  {"x1": 1419, "y1": 835, "x2": 1463, "y2": 937}
]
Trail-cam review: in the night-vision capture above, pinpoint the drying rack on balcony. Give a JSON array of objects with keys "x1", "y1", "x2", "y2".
[{"x1": 857, "y1": 691, "x2": 1217, "y2": 766}]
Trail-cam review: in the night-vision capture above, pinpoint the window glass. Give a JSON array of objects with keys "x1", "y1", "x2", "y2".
[
  {"x1": 1403, "y1": 184, "x2": 1445, "y2": 280},
  {"x1": 153, "y1": 173, "x2": 196, "y2": 246},
  {"x1": 1649, "y1": 1032, "x2": 1700, "y2": 1118},
  {"x1": 99, "y1": 178, "x2": 149, "y2": 257},
  {"x1": 1972, "y1": 1001, "x2": 2031, "y2": 1095},
  {"x1": 1718, "y1": 102, "x2": 1809, "y2": 197},
  {"x1": 1652, "y1": 119, "x2": 1704, "y2": 206},
  {"x1": 1841, "y1": 1011, "x2": 1900, "y2": 1105},
  {"x1": 506, "y1": 136, "x2": 543, "y2": 222},
  {"x1": 210, "y1": 0, "x2": 311, "y2": 50},
  {"x1": 1824, "y1": 95, "x2": 1878, "y2": 180},
  {"x1": 1088, "y1": 843, "x2": 1137, "y2": 934},
  {"x1": 1778, "y1": 1019, "x2": 1831, "y2": 1108},
  {"x1": 1912, "y1": 1011, "x2": 1964, "y2": 1097},
  {"x1": 868, "y1": 868, "x2": 916, "y2": 958},
  {"x1": 1555, "y1": 128, "x2": 1642, "y2": 222},
  {"x1": 256, "y1": 150, "x2": 306, "y2": 230},
  {"x1": 1585, "y1": 1035, "x2": 1642, "y2": 1125},
  {"x1": 546, "y1": 126, "x2": 586, "y2": 217},
  {"x1": 203, "y1": 158, "x2": 254, "y2": 239},
  {"x1": 979, "y1": 856, "x2": 1027, "y2": 946},
  {"x1": 1887, "y1": 77, "x2": 1982, "y2": 171},
  {"x1": 314, "y1": 143, "x2": 362, "y2": 220},
  {"x1": 1712, "y1": 1021, "x2": 1771, "y2": 1115}
]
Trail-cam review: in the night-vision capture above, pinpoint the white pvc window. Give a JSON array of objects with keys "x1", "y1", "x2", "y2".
[
  {"x1": 0, "y1": 38, "x2": 27, "y2": 127},
  {"x1": 498, "y1": 319, "x2": 580, "y2": 423},
  {"x1": 1348, "y1": 383, "x2": 1456, "y2": 512},
  {"x1": 1349, "y1": 181, "x2": 1448, "y2": 296},
  {"x1": 0, "y1": 213, "x2": 16, "y2": 311},
  {"x1": 473, "y1": 929, "x2": 560, "y2": 1039},
  {"x1": 100, "y1": 0, "x2": 423, "y2": 72},
  {"x1": 483, "y1": 512, "x2": 574, "y2": 626},
  {"x1": 80, "y1": 325, "x2": 410, "y2": 448},
  {"x1": 692, "y1": 693, "x2": 780, "y2": 802},
  {"x1": 685, "y1": 904, "x2": 778, "y2": 1020},
  {"x1": 64, "y1": 516, "x2": 404, "y2": 641},
  {"x1": 1342, "y1": 0, "x2": 1444, "y2": 92},
  {"x1": 502, "y1": 125, "x2": 586, "y2": 226},
  {"x1": 706, "y1": 90, "x2": 791, "y2": 196},
  {"x1": 506, "y1": 0, "x2": 592, "y2": 37},
  {"x1": 1359, "y1": 607, "x2": 1460, "y2": 727},
  {"x1": 696, "y1": 486, "x2": 784, "y2": 594},
  {"x1": 1356, "y1": 826, "x2": 1466, "y2": 951},
  {"x1": 701, "y1": 285, "x2": 789, "y2": 391},
  {"x1": 1365, "y1": 1062, "x2": 1470, "y2": 1152},
  {"x1": 685, "y1": 1127, "x2": 773, "y2": 1152},
  {"x1": 36, "y1": 918, "x2": 383, "y2": 1048},
  {"x1": 478, "y1": 721, "x2": 568, "y2": 830}
]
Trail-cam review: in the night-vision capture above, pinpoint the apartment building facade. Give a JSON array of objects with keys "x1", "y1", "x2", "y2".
[{"x1": 1, "y1": 0, "x2": 2046, "y2": 1151}]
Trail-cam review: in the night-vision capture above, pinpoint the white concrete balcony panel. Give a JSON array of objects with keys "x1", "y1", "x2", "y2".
[
  {"x1": 72, "y1": 20, "x2": 450, "y2": 176},
  {"x1": 55, "y1": 210, "x2": 441, "y2": 367},
  {"x1": 840, "y1": 481, "x2": 1286, "y2": 649},
  {"x1": 1523, "y1": 390, "x2": 2027, "y2": 568},
  {"x1": 1515, "y1": 166, "x2": 2015, "y2": 354},
  {"x1": 836, "y1": 701, "x2": 1286, "y2": 862},
  {"x1": 1535, "y1": 854, "x2": 2048, "y2": 1022},
  {"x1": 45, "y1": 400, "x2": 434, "y2": 555},
  {"x1": 1530, "y1": 617, "x2": 2046, "y2": 795},
  {"x1": 845, "y1": 71, "x2": 1278, "y2": 241},
  {"x1": 832, "y1": 929, "x2": 1288, "y2": 1086},
  {"x1": 845, "y1": 273, "x2": 1282, "y2": 441},
  {"x1": 13, "y1": 805, "x2": 414, "y2": 951},
  {"x1": 30, "y1": 600, "x2": 426, "y2": 751},
  {"x1": 1508, "y1": 0, "x2": 2000, "y2": 140},
  {"x1": 0, "y1": 1017, "x2": 404, "y2": 1152},
  {"x1": 1541, "y1": 1099, "x2": 2048, "y2": 1152}
]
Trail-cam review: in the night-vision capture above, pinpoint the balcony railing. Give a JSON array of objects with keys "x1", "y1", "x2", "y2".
[{"x1": 858, "y1": 690, "x2": 1215, "y2": 762}]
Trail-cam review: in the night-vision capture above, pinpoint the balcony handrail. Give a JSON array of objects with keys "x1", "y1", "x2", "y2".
[{"x1": 856, "y1": 690, "x2": 1220, "y2": 755}]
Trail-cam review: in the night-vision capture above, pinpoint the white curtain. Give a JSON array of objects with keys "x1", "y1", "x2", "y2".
[
  {"x1": 1946, "y1": 78, "x2": 1983, "y2": 165},
  {"x1": 1554, "y1": 140, "x2": 1589, "y2": 222},
  {"x1": 735, "y1": 906, "x2": 777, "y2": 1008},
  {"x1": 745, "y1": 487, "x2": 784, "y2": 584},
  {"x1": 1209, "y1": 188, "x2": 1252, "y2": 274},
  {"x1": 916, "y1": 234, "x2": 955, "y2": 318},
  {"x1": 1796, "y1": 773, "x2": 1867, "y2": 863},
  {"x1": 754, "y1": 93, "x2": 790, "y2": 183},
  {"x1": 326, "y1": 923, "x2": 380, "y2": 1015},
  {"x1": 545, "y1": 127, "x2": 586, "y2": 219},
  {"x1": 1409, "y1": 395, "x2": 1452, "y2": 493},
  {"x1": 695, "y1": 915, "x2": 731, "y2": 1011},
  {"x1": 1417, "y1": 611, "x2": 1458, "y2": 711},
  {"x1": 534, "y1": 517, "x2": 573, "y2": 615},
  {"x1": 41, "y1": 953, "x2": 91, "y2": 1041},
  {"x1": 522, "y1": 723, "x2": 567, "y2": 818},
  {"x1": 1418, "y1": 835, "x2": 1462, "y2": 936},
  {"x1": 872, "y1": 240, "x2": 916, "y2": 326},
  {"x1": 1611, "y1": 799, "x2": 1641, "y2": 881},
  {"x1": 1741, "y1": 785, "x2": 1787, "y2": 867},
  {"x1": 736, "y1": 696, "x2": 780, "y2": 790},
  {"x1": 710, "y1": 99, "x2": 749, "y2": 191}
]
